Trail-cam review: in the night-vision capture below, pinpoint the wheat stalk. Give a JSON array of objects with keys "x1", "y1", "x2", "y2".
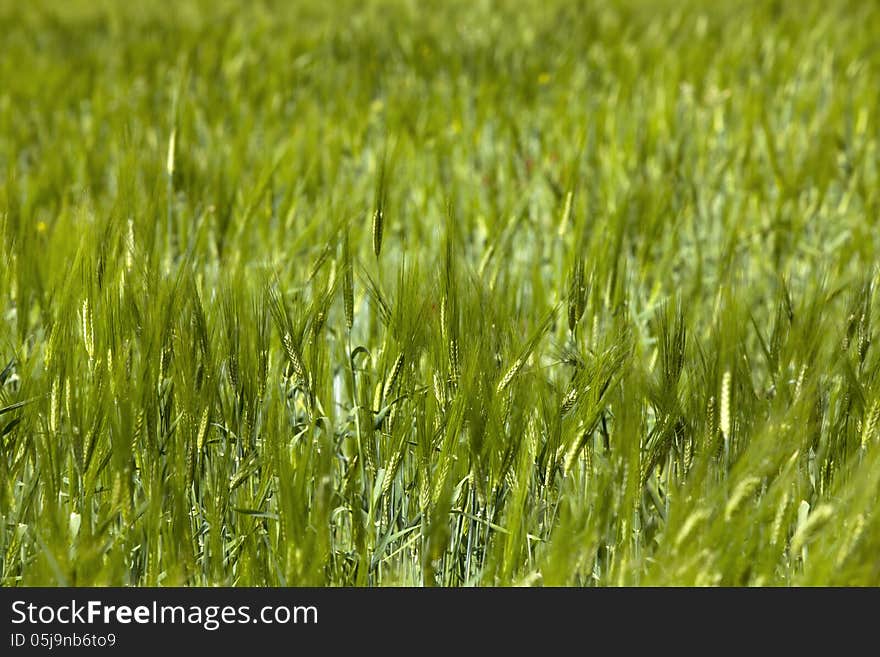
[{"x1": 372, "y1": 208, "x2": 384, "y2": 258}]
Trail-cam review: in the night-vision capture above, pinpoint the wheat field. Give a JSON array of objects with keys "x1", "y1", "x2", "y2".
[{"x1": 1, "y1": 0, "x2": 879, "y2": 586}]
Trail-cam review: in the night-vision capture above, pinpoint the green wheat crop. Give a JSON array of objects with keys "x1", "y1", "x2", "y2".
[{"x1": 1, "y1": 0, "x2": 879, "y2": 586}]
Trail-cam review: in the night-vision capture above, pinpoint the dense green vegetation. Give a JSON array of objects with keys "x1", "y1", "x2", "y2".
[{"x1": 1, "y1": 0, "x2": 879, "y2": 586}]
